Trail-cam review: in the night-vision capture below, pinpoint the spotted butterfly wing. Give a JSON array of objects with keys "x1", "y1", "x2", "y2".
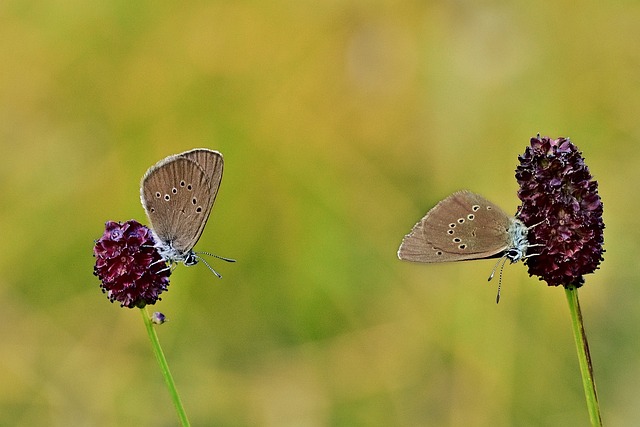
[
  {"x1": 140, "y1": 149, "x2": 223, "y2": 258},
  {"x1": 179, "y1": 149, "x2": 224, "y2": 189},
  {"x1": 398, "y1": 191, "x2": 514, "y2": 263}
]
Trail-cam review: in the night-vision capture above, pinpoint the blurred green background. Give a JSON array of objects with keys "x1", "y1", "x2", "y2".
[{"x1": 0, "y1": 0, "x2": 636, "y2": 425}]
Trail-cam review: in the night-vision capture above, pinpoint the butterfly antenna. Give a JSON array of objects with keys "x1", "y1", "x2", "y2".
[
  {"x1": 196, "y1": 251, "x2": 236, "y2": 263},
  {"x1": 488, "y1": 254, "x2": 507, "y2": 282},
  {"x1": 488, "y1": 255, "x2": 508, "y2": 303},
  {"x1": 495, "y1": 257, "x2": 507, "y2": 304},
  {"x1": 194, "y1": 255, "x2": 223, "y2": 278}
]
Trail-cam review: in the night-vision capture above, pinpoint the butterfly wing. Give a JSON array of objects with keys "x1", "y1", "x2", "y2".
[
  {"x1": 398, "y1": 191, "x2": 513, "y2": 263},
  {"x1": 140, "y1": 150, "x2": 223, "y2": 254},
  {"x1": 178, "y1": 149, "x2": 224, "y2": 192}
]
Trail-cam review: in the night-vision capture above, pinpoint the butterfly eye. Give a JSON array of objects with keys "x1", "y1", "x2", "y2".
[
  {"x1": 467, "y1": 214, "x2": 475, "y2": 220},
  {"x1": 164, "y1": 194, "x2": 170, "y2": 201},
  {"x1": 180, "y1": 180, "x2": 186, "y2": 187},
  {"x1": 447, "y1": 229, "x2": 454, "y2": 235},
  {"x1": 453, "y1": 238, "x2": 461, "y2": 243},
  {"x1": 457, "y1": 218, "x2": 465, "y2": 224},
  {"x1": 449, "y1": 223, "x2": 456, "y2": 228},
  {"x1": 472, "y1": 205, "x2": 480, "y2": 212},
  {"x1": 155, "y1": 192, "x2": 161, "y2": 198},
  {"x1": 172, "y1": 188, "x2": 178, "y2": 194},
  {"x1": 458, "y1": 244, "x2": 467, "y2": 250}
]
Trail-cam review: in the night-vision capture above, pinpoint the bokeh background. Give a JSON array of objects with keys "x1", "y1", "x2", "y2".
[{"x1": 0, "y1": 1, "x2": 636, "y2": 426}]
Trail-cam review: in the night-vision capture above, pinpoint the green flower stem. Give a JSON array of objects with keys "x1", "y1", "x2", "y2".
[
  {"x1": 564, "y1": 285, "x2": 602, "y2": 427},
  {"x1": 140, "y1": 307, "x2": 190, "y2": 427}
]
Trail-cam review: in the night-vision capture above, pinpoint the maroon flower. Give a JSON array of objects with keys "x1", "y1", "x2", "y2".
[
  {"x1": 515, "y1": 135, "x2": 604, "y2": 287},
  {"x1": 93, "y1": 220, "x2": 171, "y2": 308}
]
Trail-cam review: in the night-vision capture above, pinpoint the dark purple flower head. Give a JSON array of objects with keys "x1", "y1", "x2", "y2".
[
  {"x1": 516, "y1": 135, "x2": 604, "y2": 287},
  {"x1": 93, "y1": 220, "x2": 170, "y2": 308}
]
